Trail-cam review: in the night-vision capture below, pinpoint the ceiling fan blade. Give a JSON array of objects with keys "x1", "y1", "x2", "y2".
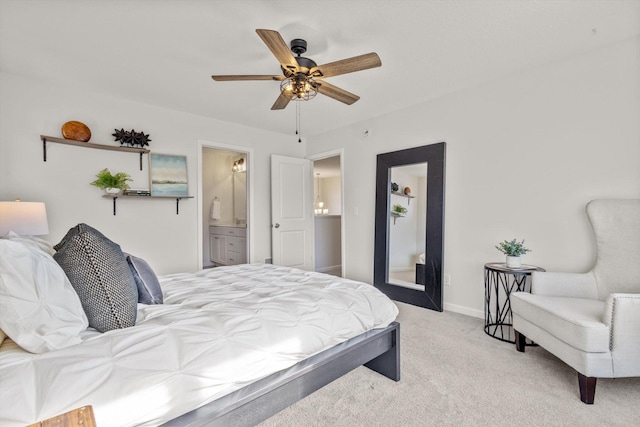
[
  {"x1": 256, "y1": 29, "x2": 299, "y2": 74},
  {"x1": 315, "y1": 81, "x2": 360, "y2": 105},
  {"x1": 271, "y1": 92, "x2": 291, "y2": 110},
  {"x1": 311, "y1": 52, "x2": 381, "y2": 78},
  {"x1": 211, "y1": 75, "x2": 284, "y2": 81}
]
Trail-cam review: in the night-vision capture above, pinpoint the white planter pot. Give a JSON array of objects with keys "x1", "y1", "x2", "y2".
[
  {"x1": 105, "y1": 187, "x2": 121, "y2": 195},
  {"x1": 506, "y1": 256, "x2": 522, "y2": 268}
]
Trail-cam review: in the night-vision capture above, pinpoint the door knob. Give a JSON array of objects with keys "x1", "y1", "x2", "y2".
[{"x1": 274, "y1": 223, "x2": 280, "y2": 228}]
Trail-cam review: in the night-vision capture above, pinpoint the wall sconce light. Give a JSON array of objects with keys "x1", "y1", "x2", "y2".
[
  {"x1": 232, "y1": 158, "x2": 246, "y2": 173},
  {"x1": 0, "y1": 198, "x2": 49, "y2": 236}
]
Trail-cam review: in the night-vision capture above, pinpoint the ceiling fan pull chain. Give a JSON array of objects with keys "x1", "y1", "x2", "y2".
[{"x1": 296, "y1": 102, "x2": 302, "y2": 143}]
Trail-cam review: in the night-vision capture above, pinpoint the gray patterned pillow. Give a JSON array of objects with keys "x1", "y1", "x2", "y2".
[{"x1": 53, "y1": 224, "x2": 138, "y2": 332}]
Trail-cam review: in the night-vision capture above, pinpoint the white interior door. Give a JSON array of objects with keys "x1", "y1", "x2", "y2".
[{"x1": 271, "y1": 155, "x2": 314, "y2": 270}]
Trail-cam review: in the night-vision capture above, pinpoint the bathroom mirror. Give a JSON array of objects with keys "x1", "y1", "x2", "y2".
[
  {"x1": 374, "y1": 143, "x2": 446, "y2": 311},
  {"x1": 232, "y1": 163, "x2": 247, "y2": 224}
]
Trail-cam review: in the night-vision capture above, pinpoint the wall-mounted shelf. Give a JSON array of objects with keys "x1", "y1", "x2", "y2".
[
  {"x1": 103, "y1": 194, "x2": 193, "y2": 215},
  {"x1": 391, "y1": 191, "x2": 415, "y2": 205},
  {"x1": 390, "y1": 211, "x2": 405, "y2": 225},
  {"x1": 41, "y1": 135, "x2": 150, "y2": 170}
]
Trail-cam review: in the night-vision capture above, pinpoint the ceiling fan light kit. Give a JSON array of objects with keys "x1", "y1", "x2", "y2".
[
  {"x1": 280, "y1": 76, "x2": 318, "y2": 101},
  {"x1": 211, "y1": 29, "x2": 382, "y2": 111}
]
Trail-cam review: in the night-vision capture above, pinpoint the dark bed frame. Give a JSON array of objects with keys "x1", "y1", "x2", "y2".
[{"x1": 163, "y1": 322, "x2": 400, "y2": 427}]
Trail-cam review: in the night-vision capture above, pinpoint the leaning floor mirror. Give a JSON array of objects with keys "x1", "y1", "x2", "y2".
[{"x1": 373, "y1": 142, "x2": 446, "y2": 311}]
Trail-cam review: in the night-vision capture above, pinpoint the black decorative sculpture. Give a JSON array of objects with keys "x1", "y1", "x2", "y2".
[{"x1": 112, "y1": 128, "x2": 151, "y2": 148}]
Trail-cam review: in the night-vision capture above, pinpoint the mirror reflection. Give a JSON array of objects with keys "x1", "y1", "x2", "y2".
[
  {"x1": 387, "y1": 163, "x2": 428, "y2": 290},
  {"x1": 233, "y1": 168, "x2": 246, "y2": 224}
]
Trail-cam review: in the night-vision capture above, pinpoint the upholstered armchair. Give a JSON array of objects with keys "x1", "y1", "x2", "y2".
[{"x1": 511, "y1": 199, "x2": 640, "y2": 404}]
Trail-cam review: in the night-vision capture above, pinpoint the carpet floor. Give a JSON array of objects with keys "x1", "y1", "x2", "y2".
[{"x1": 259, "y1": 301, "x2": 639, "y2": 426}]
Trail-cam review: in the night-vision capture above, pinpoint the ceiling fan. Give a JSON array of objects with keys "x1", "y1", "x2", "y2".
[{"x1": 211, "y1": 29, "x2": 382, "y2": 110}]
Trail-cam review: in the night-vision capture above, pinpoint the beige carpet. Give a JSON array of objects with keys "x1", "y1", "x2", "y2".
[{"x1": 259, "y1": 301, "x2": 639, "y2": 426}]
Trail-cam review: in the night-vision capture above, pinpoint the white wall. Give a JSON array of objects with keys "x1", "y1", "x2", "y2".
[
  {"x1": 306, "y1": 37, "x2": 640, "y2": 317},
  {"x1": 415, "y1": 176, "x2": 427, "y2": 259},
  {"x1": 0, "y1": 72, "x2": 303, "y2": 275},
  {"x1": 314, "y1": 216, "x2": 341, "y2": 272},
  {"x1": 319, "y1": 176, "x2": 342, "y2": 215},
  {"x1": 389, "y1": 169, "x2": 419, "y2": 269}
]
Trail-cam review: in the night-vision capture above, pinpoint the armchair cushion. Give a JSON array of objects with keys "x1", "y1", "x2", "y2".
[
  {"x1": 511, "y1": 292, "x2": 609, "y2": 353},
  {"x1": 531, "y1": 271, "x2": 598, "y2": 299}
]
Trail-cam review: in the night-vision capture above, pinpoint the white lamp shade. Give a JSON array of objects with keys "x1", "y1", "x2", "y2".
[{"x1": 0, "y1": 201, "x2": 49, "y2": 236}]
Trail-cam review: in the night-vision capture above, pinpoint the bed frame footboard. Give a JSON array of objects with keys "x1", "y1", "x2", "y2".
[{"x1": 164, "y1": 322, "x2": 400, "y2": 427}]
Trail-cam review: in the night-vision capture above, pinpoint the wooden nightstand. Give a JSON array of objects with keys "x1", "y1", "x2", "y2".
[{"x1": 27, "y1": 406, "x2": 96, "y2": 427}]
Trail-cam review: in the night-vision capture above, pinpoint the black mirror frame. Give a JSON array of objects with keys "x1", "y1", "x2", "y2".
[{"x1": 373, "y1": 142, "x2": 446, "y2": 311}]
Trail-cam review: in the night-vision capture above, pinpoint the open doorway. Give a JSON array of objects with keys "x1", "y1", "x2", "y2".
[
  {"x1": 201, "y1": 146, "x2": 248, "y2": 268},
  {"x1": 312, "y1": 155, "x2": 343, "y2": 277}
]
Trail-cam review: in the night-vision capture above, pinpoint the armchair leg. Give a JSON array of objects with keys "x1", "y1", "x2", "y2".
[
  {"x1": 515, "y1": 330, "x2": 526, "y2": 352},
  {"x1": 578, "y1": 373, "x2": 597, "y2": 404}
]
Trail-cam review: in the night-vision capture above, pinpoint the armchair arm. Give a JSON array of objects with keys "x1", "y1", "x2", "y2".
[
  {"x1": 531, "y1": 271, "x2": 599, "y2": 299},
  {"x1": 603, "y1": 293, "x2": 640, "y2": 375}
]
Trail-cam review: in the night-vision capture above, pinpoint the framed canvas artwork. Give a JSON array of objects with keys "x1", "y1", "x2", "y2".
[{"x1": 149, "y1": 153, "x2": 188, "y2": 196}]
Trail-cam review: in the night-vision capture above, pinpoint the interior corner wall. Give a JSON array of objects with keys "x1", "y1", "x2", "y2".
[
  {"x1": 319, "y1": 176, "x2": 342, "y2": 215},
  {"x1": 305, "y1": 37, "x2": 640, "y2": 317},
  {"x1": 0, "y1": 72, "x2": 303, "y2": 275}
]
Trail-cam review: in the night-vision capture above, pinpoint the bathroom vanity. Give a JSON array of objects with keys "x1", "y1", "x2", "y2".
[{"x1": 209, "y1": 225, "x2": 247, "y2": 266}]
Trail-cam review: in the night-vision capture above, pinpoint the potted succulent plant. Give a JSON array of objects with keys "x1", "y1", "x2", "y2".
[
  {"x1": 391, "y1": 204, "x2": 408, "y2": 216},
  {"x1": 495, "y1": 238, "x2": 531, "y2": 268},
  {"x1": 90, "y1": 168, "x2": 132, "y2": 195}
]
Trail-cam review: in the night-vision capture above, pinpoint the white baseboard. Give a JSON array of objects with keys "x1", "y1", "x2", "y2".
[
  {"x1": 389, "y1": 267, "x2": 413, "y2": 273},
  {"x1": 444, "y1": 302, "x2": 483, "y2": 319},
  {"x1": 316, "y1": 265, "x2": 342, "y2": 274}
]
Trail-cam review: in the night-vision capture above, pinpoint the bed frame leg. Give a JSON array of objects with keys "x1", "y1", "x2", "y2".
[
  {"x1": 515, "y1": 330, "x2": 526, "y2": 352},
  {"x1": 365, "y1": 323, "x2": 400, "y2": 381}
]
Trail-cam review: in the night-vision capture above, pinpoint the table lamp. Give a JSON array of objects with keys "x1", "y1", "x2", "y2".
[{"x1": 0, "y1": 199, "x2": 49, "y2": 236}]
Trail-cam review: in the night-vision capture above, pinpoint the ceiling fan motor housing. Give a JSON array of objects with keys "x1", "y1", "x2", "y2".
[
  {"x1": 290, "y1": 38, "x2": 317, "y2": 71},
  {"x1": 290, "y1": 38, "x2": 307, "y2": 55}
]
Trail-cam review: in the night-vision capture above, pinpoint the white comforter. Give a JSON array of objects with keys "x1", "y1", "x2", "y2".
[{"x1": 0, "y1": 264, "x2": 398, "y2": 426}]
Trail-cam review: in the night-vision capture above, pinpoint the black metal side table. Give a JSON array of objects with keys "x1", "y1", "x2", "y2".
[{"x1": 484, "y1": 263, "x2": 545, "y2": 344}]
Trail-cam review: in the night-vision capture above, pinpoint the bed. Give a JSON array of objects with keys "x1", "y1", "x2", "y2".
[{"x1": 0, "y1": 230, "x2": 400, "y2": 427}]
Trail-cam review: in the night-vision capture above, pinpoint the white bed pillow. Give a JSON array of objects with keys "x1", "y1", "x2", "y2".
[
  {"x1": 0, "y1": 239, "x2": 88, "y2": 353},
  {"x1": 1, "y1": 231, "x2": 55, "y2": 255}
]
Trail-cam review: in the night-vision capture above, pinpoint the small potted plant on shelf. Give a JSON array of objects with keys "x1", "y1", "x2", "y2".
[
  {"x1": 90, "y1": 168, "x2": 132, "y2": 195},
  {"x1": 391, "y1": 204, "x2": 408, "y2": 216},
  {"x1": 495, "y1": 238, "x2": 531, "y2": 268}
]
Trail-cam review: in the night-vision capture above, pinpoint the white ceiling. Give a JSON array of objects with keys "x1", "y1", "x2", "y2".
[{"x1": 1, "y1": 0, "x2": 639, "y2": 138}]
